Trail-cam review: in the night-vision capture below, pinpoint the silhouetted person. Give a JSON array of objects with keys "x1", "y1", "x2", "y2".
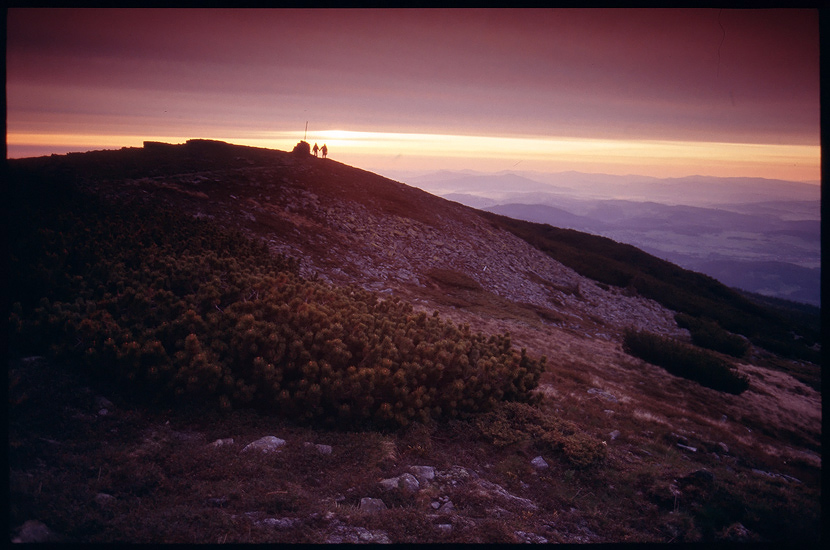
[
  {"x1": 313, "y1": 143, "x2": 319, "y2": 157},
  {"x1": 321, "y1": 144, "x2": 328, "y2": 159}
]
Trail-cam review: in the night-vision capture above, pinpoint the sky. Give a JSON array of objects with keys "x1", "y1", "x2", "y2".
[{"x1": 6, "y1": 8, "x2": 821, "y2": 182}]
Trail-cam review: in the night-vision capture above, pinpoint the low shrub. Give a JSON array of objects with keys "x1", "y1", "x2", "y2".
[
  {"x1": 622, "y1": 329, "x2": 749, "y2": 395},
  {"x1": 675, "y1": 314, "x2": 749, "y2": 358},
  {"x1": 475, "y1": 402, "x2": 606, "y2": 468},
  {"x1": 9, "y1": 189, "x2": 545, "y2": 429}
]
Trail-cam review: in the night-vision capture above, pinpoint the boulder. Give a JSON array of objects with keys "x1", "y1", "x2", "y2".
[
  {"x1": 359, "y1": 497, "x2": 387, "y2": 513},
  {"x1": 241, "y1": 436, "x2": 286, "y2": 453},
  {"x1": 304, "y1": 442, "x2": 333, "y2": 455},
  {"x1": 531, "y1": 456, "x2": 549, "y2": 470},
  {"x1": 13, "y1": 520, "x2": 57, "y2": 543},
  {"x1": 409, "y1": 465, "x2": 435, "y2": 484},
  {"x1": 379, "y1": 473, "x2": 420, "y2": 494}
]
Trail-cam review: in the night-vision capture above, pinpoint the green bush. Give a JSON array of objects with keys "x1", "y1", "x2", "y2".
[
  {"x1": 622, "y1": 329, "x2": 749, "y2": 395},
  {"x1": 675, "y1": 314, "x2": 750, "y2": 358},
  {"x1": 9, "y1": 189, "x2": 545, "y2": 429},
  {"x1": 475, "y1": 401, "x2": 606, "y2": 468}
]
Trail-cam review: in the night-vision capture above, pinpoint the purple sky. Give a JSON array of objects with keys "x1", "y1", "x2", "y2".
[{"x1": 6, "y1": 8, "x2": 820, "y2": 181}]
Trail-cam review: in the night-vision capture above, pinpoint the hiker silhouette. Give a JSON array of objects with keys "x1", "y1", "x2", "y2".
[
  {"x1": 321, "y1": 144, "x2": 328, "y2": 159},
  {"x1": 313, "y1": 143, "x2": 319, "y2": 157}
]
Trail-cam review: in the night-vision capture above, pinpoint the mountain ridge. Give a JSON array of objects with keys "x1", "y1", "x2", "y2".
[{"x1": 7, "y1": 140, "x2": 821, "y2": 544}]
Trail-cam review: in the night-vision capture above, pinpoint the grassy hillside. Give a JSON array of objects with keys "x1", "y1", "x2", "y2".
[
  {"x1": 8, "y1": 181, "x2": 545, "y2": 429},
  {"x1": 480, "y1": 212, "x2": 820, "y2": 365}
]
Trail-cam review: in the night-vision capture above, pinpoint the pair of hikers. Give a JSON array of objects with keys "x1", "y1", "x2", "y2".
[{"x1": 312, "y1": 143, "x2": 328, "y2": 158}]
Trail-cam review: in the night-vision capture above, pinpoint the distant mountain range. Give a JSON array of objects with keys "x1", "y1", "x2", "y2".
[{"x1": 394, "y1": 169, "x2": 820, "y2": 306}]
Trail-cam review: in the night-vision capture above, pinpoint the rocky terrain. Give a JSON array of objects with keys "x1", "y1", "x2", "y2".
[{"x1": 8, "y1": 140, "x2": 821, "y2": 543}]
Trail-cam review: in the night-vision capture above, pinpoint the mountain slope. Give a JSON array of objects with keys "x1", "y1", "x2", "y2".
[{"x1": 7, "y1": 140, "x2": 821, "y2": 544}]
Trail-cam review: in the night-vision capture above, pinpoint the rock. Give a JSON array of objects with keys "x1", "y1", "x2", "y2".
[
  {"x1": 95, "y1": 395, "x2": 114, "y2": 410},
  {"x1": 315, "y1": 444, "x2": 333, "y2": 455},
  {"x1": 98, "y1": 408, "x2": 109, "y2": 416},
  {"x1": 261, "y1": 517, "x2": 300, "y2": 529},
  {"x1": 531, "y1": 456, "x2": 549, "y2": 470},
  {"x1": 515, "y1": 530, "x2": 549, "y2": 544},
  {"x1": 436, "y1": 523, "x2": 453, "y2": 535},
  {"x1": 438, "y1": 500, "x2": 455, "y2": 514},
  {"x1": 359, "y1": 497, "x2": 387, "y2": 513},
  {"x1": 676, "y1": 443, "x2": 697, "y2": 453},
  {"x1": 241, "y1": 436, "x2": 286, "y2": 453},
  {"x1": 13, "y1": 520, "x2": 57, "y2": 543},
  {"x1": 609, "y1": 430, "x2": 621, "y2": 441},
  {"x1": 304, "y1": 442, "x2": 333, "y2": 455},
  {"x1": 409, "y1": 465, "x2": 435, "y2": 484},
  {"x1": 720, "y1": 522, "x2": 760, "y2": 542},
  {"x1": 326, "y1": 525, "x2": 391, "y2": 544},
  {"x1": 472, "y1": 479, "x2": 538, "y2": 511},
  {"x1": 431, "y1": 501, "x2": 441, "y2": 510},
  {"x1": 210, "y1": 438, "x2": 234, "y2": 448},
  {"x1": 587, "y1": 387, "x2": 618, "y2": 403},
  {"x1": 379, "y1": 473, "x2": 419, "y2": 494},
  {"x1": 717, "y1": 442, "x2": 729, "y2": 454}
]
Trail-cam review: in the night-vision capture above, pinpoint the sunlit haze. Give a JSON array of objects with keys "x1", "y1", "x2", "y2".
[{"x1": 6, "y1": 8, "x2": 820, "y2": 183}]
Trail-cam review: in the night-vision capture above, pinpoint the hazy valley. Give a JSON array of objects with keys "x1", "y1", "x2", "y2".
[
  {"x1": 8, "y1": 141, "x2": 821, "y2": 544},
  {"x1": 389, "y1": 169, "x2": 821, "y2": 307}
]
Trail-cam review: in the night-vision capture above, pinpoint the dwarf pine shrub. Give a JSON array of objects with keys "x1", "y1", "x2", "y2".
[
  {"x1": 9, "y1": 189, "x2": 545, "y2": 428},
  {"x1": 622, "y1": 329, "x2": 749, "y2": 395},
  {"x1": 475, "y1": 401, "x2": 606, "y2": 468},
  {"x1": 675, "y1": 313, "x2": 750, "y2": 358}
]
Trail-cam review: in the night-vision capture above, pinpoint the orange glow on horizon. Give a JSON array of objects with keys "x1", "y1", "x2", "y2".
[{"x1": 6, "y1": 130, "x2": 821, "y2": 183}]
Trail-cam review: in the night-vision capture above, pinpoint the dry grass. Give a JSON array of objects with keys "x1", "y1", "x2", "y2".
[{"x1": 9, "y1": 288, "x2": 820, "y2": 543}]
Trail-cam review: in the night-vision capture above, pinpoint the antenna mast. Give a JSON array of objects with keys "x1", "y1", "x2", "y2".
[{"x1": 304, "y1": 121, "x2": 308, "y2": 141}]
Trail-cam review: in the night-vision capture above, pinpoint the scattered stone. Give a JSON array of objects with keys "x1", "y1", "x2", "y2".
[
  {"x1": 436, "y1": 523, "x2": 453, "y2": 535},
  {"x1": 717, "y1": 442, "x2": 729, "y2": 454},
  {"x1": 603, "y1": 409, "x2": 615, "y2": 415},
  {"x1": 720, "y1": 522, "x2": 760, "y2": 542},
  {"x1": 210, "y1": 438, "x2": 234, "y2": 448},
  {"x1": 326, "y1": 525, "x2": 391, "y2": 544},
  {"x1": 515, "y1": 530, "x2": 549, "y2": 544},
  {"x1": 751, "y1": 469, "x2": 802, "y2": 484},
  {"x1": 95, "y1": 396, "x2": 114, "y2": 410},
  {"x1": 13, "y1": 520, "x2": 57, "y2": 543},
  {"x1": 431, "y1": 501, "x2": 441, "y2": 510},
  {"x1": 98, "y1": 408, "x2": 109, "y2": 416},
  {"x1": 315, "y1": 444, "x2": 333, "y2": 455},
  {"x1": 241, "y1": 436, "x2": 286, "y2": 453},
  {"x1": 304, "y1": 442, "x2": 332, "y2": 455},
  {"x1": 531, "y1": 456, "x2": 549, "y2": 470},
  {"x1": 676, "y1": 443, "x2": 697, "y2": 453},
  {"x1": 587, "y1": 387, "x2": 618, "y2": 403},
  {"x1": 359, "y1": 497, "x2": 387, "y2": 513},
  {"x1": 261, "y1": 517, "x2": 301, "y2": 529},
  {"x1": 409, "y1": 465, "x2": 435, "y2": 484},
  {"x1": 438, "y1": 500, "x2": 455, "y2": 514},
  {"x1": 379, "y1": 473, "x2": 420, "y2": 494},
  {"x1": 609, "y1": 430, "x2": 621, "y2": 441},
  {"x1": 472, "y1": 479, "x2": 538, "y2": 511}
]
